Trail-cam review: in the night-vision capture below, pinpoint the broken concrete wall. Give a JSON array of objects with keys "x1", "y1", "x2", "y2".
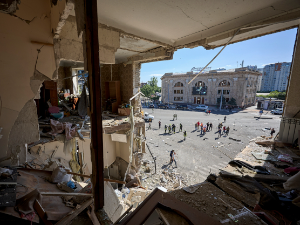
[
  {"x1": 116, "y1": 134, "x2": 130, "y2": 163},
  {"x1": 284, "y1": 25, "x2": 300, "y2": 118},
  {"x1": 100, "y1": 64, "x2": 121, "y2": 109},
  {"x1": 0, "y1": 0, "x2": 56, "y2": 162}
]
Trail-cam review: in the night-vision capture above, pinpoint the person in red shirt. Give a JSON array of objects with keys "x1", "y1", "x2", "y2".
[{"x1": 223, "y1": 126, "x2": 226, "y2": 134}]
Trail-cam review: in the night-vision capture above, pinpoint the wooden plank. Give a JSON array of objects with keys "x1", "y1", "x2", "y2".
[
  {"x1": 55, "y1": 198, "x2": 94, "y2": 225},
  {"x1": 33, "y1": 200, "x2": 52, "y2": 225},
  {"x1": 40, "y1": 192, "x2": 93, "y2": 197},
  {"x1": 84, "y1": 0, "x2": 104, "y2": 210}
]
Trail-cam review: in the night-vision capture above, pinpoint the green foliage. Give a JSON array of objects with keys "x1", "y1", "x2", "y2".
[
  {"x1": 141, "y1": 76, "x2": 161, "y2": 98},
  {"x1": 256, "y1": 91, "x2": 286, "y2": 100},
  {"x1": 228, "y1": 97, "x2": 237, "y2": 105}
]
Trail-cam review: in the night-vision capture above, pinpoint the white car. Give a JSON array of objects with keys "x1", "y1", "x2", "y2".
[
  {"x1": 195, "y1": 105, "x2": 209, "y2": 111},
  {"x1": 143, "y1": 112, "x2": 154, "y2": 121},
  {"x1": 272, "y1": 108, "x2": 283, "y2": 115}
]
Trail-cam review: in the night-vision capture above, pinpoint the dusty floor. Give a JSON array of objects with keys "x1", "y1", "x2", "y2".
[{"x1": 140, "y1": 105, "x2": 281, "y2": 189}]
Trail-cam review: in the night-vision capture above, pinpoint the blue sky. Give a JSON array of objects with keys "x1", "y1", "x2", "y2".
[{"x1": 140, "y1": 28, "x2": 298, "y2": 86}]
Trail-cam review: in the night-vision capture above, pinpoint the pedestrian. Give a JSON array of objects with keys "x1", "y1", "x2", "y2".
[
  {"x1": 203, "y1": 125, "x2": 206, "y2": 134},
  {"x1": 218, "y1": 128, "x2": 222, "y2": 138},
  {"x1": 210, "y1": 122, "x2": 212, "y2": 130},
  {"x1": 148, "y1": 122, "x2": 151, "y2": 130},
  {"x1": 224, "y1": 116, "x2": 226, "y2": 122},
  {"x1": 183, "y1": 130, "x2": 187, "y2": 140},
  {"x1": 179, "y1": 123, "x2": 182, "y2": 132},
  {"x1": 170, "y1": 150, "x2": 177, "y2": 167},
  {"x1": 207, "y1": 122, "x2": 210, "y2": 131},
  {"x1": 175, "y1": 114, "x2": 177, "y2": 120},
  {"x1": 197, "y1": 121, "x2": 200, "y2": 130},
  {"x1": 209, "y1": 110, "x2": 211, "y2": 115},
  {"x1": 159, "y1": 120, "x2": 161, "y2": 129},
  {"x1": 173, "y1": 114, "x2": 175, "y2": 121},
  {"x1": 270, "y1": 128, "x2": 275, "y2": 137},
  {"x1": 165, "y1": 124, "x2": 167, "y2": 133},
  {"x1": 173, "y1": 124, "x2": 176, "y2": 133},
  {"x1": 169, "y1": 125, "x2": 171, "y2": 134},
  {"x1": 195, "y1": 123, "x2": 197, "y2": 130},
  {"x1": 223, "y1": 126, "x2": 226, "y2": 134},
  {"x1": 226, "y1": 126, "x2": 230, "y2": 135},
  {"x1": 200, "y1": 125, "x2": 203, "y2": 135}
]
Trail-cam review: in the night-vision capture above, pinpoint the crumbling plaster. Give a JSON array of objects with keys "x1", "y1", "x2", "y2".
[
  {"x1": 284, "y1": 25, "x2": 300, "y2": 118},
  {"x1": 0, "y1": 0, "x2": 56, "y2": 161}
]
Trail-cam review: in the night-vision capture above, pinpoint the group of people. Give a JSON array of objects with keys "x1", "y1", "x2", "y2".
[
  {"x1": 164, "y1": 123, "x2": 183, "y2": 134},
  {"x1": 217, "y1": 122, "x2": 230, "y2": 137},
  {"x1": 195, "y1": 121, "x2": 213, "y2": 134}
]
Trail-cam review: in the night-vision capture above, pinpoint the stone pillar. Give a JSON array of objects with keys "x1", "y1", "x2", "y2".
[{"x1": 284, "y1": 26, "x2": 300, "y2": 118}]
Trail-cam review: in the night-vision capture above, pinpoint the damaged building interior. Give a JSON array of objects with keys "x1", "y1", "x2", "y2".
[{"x1": 0, "y1": 0, "x2": 300, "y2": 224}]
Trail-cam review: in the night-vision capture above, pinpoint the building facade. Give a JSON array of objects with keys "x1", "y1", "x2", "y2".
[
  {"x1": 261, "y1": 62, "x2": 291, "y2": 92},
  {"x1": 161, "y1": 69, "x2": 260, "y2": 106}
]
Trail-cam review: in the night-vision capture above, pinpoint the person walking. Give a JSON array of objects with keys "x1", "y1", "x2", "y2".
[
  {"x1": 179, "y1": 123, "x2": 183, "y2": 132},
  {"x1": 183, "y1": 130, "x2": 187, "y2": 140},
  {"x1": 159, "y1": 121, "x2": 161, "y2": 129},
  {"x1": 195, "y1": 123, "x2": 198, "y2": 130},
  {"x1": 223, "y1": 126, "x2": 226, "y2": 134},
  {"x1": 200, "y1": 125, "x2": 203, "y2": 135},
  {"x1": 197, "y1": 121, "x2": 200, "y2": 130},
  {"x1": 148, "y1": 122, "x2": 151, "y2": 130},
  {"x1": 210, "y1": 122, "x2": 213, "y2": 131},
  {"x1": 270, "y1": 128, "x2": 275, "y2": 137},
  {"x1": 207, "y1": 122, "x2": 210, "y2": 131},
  {"x1": 173, "y1": 124, "x2": 176, "y2": 134},
  {"x1": 203, "y1": 125, "x2": 206, "y2": 134},
  {"x1": 170, "y1": 150, "x2": 177, "y2": 167},
  {"x1": 209, "y1": 110, "x2": 211, "y2": 115},
  {"x1": 165, "y1": 124, "x2": 167, "y2": 133},
  {"x1": 226, "y1": 126, "x2": 230, "y2": 136},
  {"x1": 224, "y1": 116, "x2": 226, "y2": 122},
  {"x1": 218, "y1": 128, "x2": 222, "y2": 138},
  {"x1": 168, "y1": 125, "x2": 171, "y2": 134}
]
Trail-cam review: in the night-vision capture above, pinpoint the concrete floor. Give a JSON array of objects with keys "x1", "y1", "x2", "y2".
[{"x1": 142, "y1": 105, "x2": 281, "y2": 186}]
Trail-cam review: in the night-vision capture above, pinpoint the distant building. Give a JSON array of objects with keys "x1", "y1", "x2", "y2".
[
  {"x1": 161, "y1": 68, "x2": 260, "y2": 107},
  {"x1": 256, "y1": 68, "x2": 263, "y2": 91},
  {"x1": 261, "y1": 62, "x2": 291, "y2": 92},
  {"x1": 140, "y1": 82, "x2": 147, "y2": 88}
]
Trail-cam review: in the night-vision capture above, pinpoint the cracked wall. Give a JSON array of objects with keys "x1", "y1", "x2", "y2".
[{"x1": 0, "y1": 0, "x2": 56, "y2": 161}]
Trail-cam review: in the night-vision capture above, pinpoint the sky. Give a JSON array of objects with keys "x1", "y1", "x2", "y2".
[{"x1": 140, "y1": 28, "x2": 298, "y2": 87}]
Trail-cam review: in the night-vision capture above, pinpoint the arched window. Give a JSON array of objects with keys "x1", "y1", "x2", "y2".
[
  {"x1": 219, "y1": 80, "x2": 230, "y2": 86},
  {"x1": 195, "y1": 81, "x2": 206, "y2": 87},
  {"x1": 174, "y1": 82, "x2": 183, "y2": 87}
]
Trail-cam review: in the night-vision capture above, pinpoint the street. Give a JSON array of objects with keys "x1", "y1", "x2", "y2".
[{"x1": 141, "y1": 105, "x2": 281, "y2": 187}]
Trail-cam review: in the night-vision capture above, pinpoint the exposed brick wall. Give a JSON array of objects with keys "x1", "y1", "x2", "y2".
[{"x1": 119, "y1": 64, "x2": 133, "y2": 104}]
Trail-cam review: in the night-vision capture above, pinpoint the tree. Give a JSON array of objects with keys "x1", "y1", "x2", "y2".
[
  {"x1": 148, "y1": 76, "x2": 158, "y2": 87},
  {"x1": 140, "y1": 84, "x2": 154, "y2": 97},
  {"x1": 228, "y1": 97, "x2": 237, "y2": 105},
  {"x1": 141, "y1": 76, "x2": 161, "y2": 98}
]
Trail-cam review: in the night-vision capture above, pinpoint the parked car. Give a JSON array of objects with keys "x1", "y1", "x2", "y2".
[
  {"x1": 158, "y1": 104, "x2": 169, "y2": 109},
  {"x1": 143, "y1": 112, "x2": 154, "y2": 121},
  {"x1": 149, "y1": 104, "x2": 155, "y2": 108},
  {"x1": 195, "y1": 105, "x2": 209, "y2": 111},
  {"x1": 176, "y1": 104, "x2": 188, "y2": 110},
  {"x1": 272, "y1": 108, "x2": 283, "y2": 115}
]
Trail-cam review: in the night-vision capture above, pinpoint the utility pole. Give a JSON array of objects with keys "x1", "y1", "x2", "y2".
[
  {"x1": 168, "y1": 82, "x2": 170, "y2": 106},
  {"x1": 220, "y1": 87, "x2": 223, "y2": 110}
]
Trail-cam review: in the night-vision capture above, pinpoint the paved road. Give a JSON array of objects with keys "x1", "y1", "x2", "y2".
[{"x1": 142, "y1": 105, "x2": 281, "y2": 185}]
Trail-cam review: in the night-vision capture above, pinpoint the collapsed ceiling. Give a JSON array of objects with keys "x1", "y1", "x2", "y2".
[{"x1": 63, "y1": 0, "x2": 300, "y2": 66}]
